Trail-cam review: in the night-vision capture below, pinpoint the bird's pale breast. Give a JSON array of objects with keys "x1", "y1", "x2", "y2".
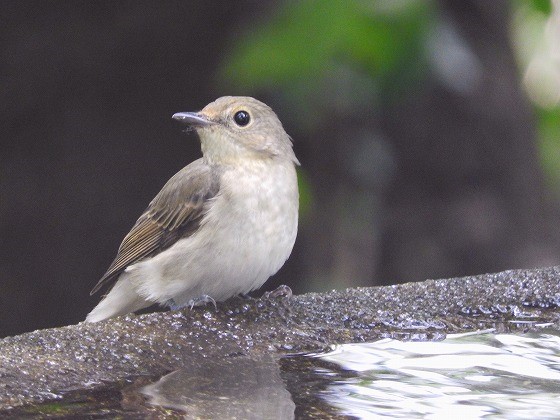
[{"x1": 133, "y1": 158, "x2": 298, "y2": 306}]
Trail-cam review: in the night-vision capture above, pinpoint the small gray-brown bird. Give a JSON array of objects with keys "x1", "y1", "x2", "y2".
[{"x1": 86, "y1": 96, "x2": 299, "y2": 322}]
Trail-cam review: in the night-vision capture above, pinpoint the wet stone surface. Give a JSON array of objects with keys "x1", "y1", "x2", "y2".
[{"x1": 1, "y1": 266, "x2": 560, "y2": 416}]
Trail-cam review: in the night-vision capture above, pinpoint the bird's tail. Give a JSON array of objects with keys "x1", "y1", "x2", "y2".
[{"x1": 85, "y1": 276, "x2": 151, "y2": 322}]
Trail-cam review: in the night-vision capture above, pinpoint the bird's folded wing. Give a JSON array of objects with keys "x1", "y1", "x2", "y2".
[{"x1": 90, "y1": 159, "x2": 220, "y2": 295}]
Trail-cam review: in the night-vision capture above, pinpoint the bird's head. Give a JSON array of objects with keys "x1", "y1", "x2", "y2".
[{"x1": 173, "y1": 96, "x2": 298, "y2": 166}]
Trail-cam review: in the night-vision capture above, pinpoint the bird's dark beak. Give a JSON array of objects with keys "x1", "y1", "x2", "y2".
[{"x1": 172, "y1": 112, "x2": 212, "y2": 127}]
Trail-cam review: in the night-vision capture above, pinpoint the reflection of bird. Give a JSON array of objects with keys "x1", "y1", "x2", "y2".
[{"x1": 86, "y1": 96, "x2": 299, "y2": 322}]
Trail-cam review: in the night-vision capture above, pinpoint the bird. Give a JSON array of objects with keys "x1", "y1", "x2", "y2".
[{"x1": 85, "y1": 96, "x2": 299, "y2": 322}]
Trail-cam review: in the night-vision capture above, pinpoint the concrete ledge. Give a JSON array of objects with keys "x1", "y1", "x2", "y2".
[{"x1": 2, "y1": 266, "x2": 560, "y2": 410}]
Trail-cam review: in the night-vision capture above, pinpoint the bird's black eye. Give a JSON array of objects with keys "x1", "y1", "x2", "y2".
[{"x1": 234, "y1": 110, "x2": 250, "y2": 127}]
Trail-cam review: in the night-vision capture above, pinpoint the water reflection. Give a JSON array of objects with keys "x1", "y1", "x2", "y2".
[
  {"x1": 141, "y1": 353, "x2": 295, "y2": 419},
  {"x1": 316, "y1": 329, "x2": 560, "y2": 419},
  {"x1": 140, "y1": 330, "x2": 560, "y2": 418}
]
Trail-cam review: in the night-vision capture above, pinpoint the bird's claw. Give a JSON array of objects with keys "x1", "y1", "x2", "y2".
[
  {"x1": 188, "y1": 294, "x2": 217, "y2": 311},
  {"x1": 263, "y1": 284, "x2": 293, "y2": 300}
]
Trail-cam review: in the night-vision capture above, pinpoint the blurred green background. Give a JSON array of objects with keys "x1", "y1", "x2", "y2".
[{"x1": 2, "y1": 0, "x2": 560, "y2": 337}]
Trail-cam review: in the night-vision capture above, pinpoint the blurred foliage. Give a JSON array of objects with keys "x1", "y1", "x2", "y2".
[
  {"x1": 512, "y1": 0, "x2": 560, "y2": 192},
  {"x1": 222, "y1": 0, "x2": 433, "y2": 84},
  {"x1": 296, "y1": 168, "x2": 313, "y2": 220},
  {"x1": 537, "y1": 107, "x2": 560, "y2": 189},
  {"x1": 529, "y1": 0, "x2": 553, "y2": 15},
  {"x1": 220, "y1": 0, "x2": 436, "y2": 127}
]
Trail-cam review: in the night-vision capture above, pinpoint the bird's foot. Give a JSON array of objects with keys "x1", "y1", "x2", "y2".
[
  {"x1": 188, "y1": 294, "x2": 217, "y2": 311},
  {"x1": 166, "y1": 295, "x2": 217, "y2": 312},
  {"x1": 263, "y1": 284, "x2": 292, "y2": 300},
  {"x1": 261, "y1": 285, "x2": 293, "y2": 322}
]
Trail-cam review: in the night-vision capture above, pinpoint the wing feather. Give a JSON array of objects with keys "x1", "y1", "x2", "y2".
[{"x1": 90, "y1": 159, "x2": 220, "y2": 295}]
